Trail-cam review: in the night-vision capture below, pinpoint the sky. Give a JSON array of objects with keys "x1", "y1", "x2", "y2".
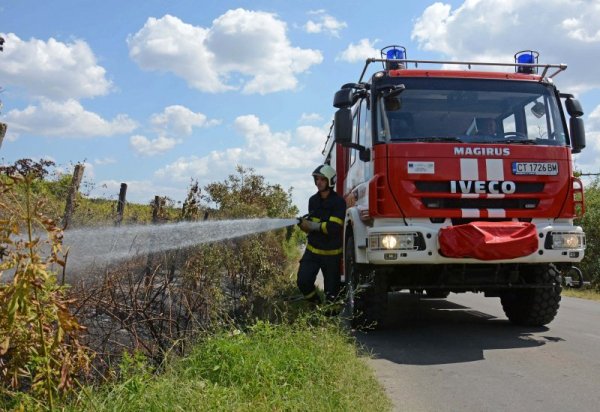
[{"x1": 1, "y1": 0, "x2": 599, "y2": 210}]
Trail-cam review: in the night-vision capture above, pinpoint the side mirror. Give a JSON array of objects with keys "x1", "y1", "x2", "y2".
[
  {"x1": 531, "y1": 101, "x2": 546, "y2": 118},
  {"x1": 334, "y1": 108, "x2": 371, "y2": 161},
  {"x1": 570, "y1": 117, "x2": 586, "y2": 153},
  {"x1": 380, "y1": 84, "x2": 405, "y2": 99},
  {"x1": 334, "y1": 108, "x2": 353, "y2": 144},
  {"x1": 566, "y1": 98, "x2": 584, "y2": 118},
  {"x1": 359, "y1": 149, "x2": 371, "y2": 162},
  {"x1": 333, "y1": 88, "x2": 354, "y2": 109}
]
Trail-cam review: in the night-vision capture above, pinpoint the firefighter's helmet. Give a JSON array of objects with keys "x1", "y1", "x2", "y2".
[{"x1": 312, "y1": 164, "x2": 336, "y2": 188}]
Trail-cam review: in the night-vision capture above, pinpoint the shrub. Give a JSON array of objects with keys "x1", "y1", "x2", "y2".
[{"x1": 0, "y1": 160, "x2": 90, "y2": 410}]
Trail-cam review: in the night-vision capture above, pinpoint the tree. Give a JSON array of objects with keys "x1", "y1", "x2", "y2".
[
  {"x1": 194, "y1": 166, "x2": 301, "y2": 315},
  {"x1": 202, "y1": 165, "x2": 298, "y2": 219},
  {"x1": 576, "y1": 178, "x2": 600, "y2": 289}
]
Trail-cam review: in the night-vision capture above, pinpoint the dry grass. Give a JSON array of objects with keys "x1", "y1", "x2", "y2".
[{"x1": 562, "y1": 288, "x2": 600, "y2": 301}]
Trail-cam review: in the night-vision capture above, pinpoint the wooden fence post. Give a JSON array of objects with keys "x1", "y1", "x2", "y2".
[
  {"x1": 152, "y1": 195, "x2": 161, "y2": 224},
  {"x1": 0, "y1": 122, "x2": 6, "y2": 151},
  {"x1": 115, "y1": 183, "x2": 127, "y2": 226},
  {"x1": 62, "y1": 163, "x2": 85, "y2": 230}
]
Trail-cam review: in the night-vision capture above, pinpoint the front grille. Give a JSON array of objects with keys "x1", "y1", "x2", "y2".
[
  {"x1": 415, "y1": 181, "x2": 544, "y2": 193},
  {"x1": 416, "y1": 180, "x2": 543, "y2": 210},
  {"x1": 451, "y1": 218, "x2": 510, "y2": 225},
  {"x1": 421, "y1": 197, "x2": 539, "y2": 209}
]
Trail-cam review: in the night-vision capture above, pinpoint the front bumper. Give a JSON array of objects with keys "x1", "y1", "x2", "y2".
[{"x1": 365, "y1": 222, "x2": 585, "y2": 265}]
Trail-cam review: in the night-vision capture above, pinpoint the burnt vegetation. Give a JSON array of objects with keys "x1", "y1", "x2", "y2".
[{"x1": 0, "y1": 160, "x2": 301, "y2": 408}]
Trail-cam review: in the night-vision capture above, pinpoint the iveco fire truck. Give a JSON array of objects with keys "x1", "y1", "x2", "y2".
[{"x1": 326, "y1": 46, "x2": 586, "y2": 327}]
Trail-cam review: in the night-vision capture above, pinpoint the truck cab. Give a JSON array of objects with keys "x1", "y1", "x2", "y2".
[{"x1": 328, "y1": 47, "x2": 586, "y2": 327}]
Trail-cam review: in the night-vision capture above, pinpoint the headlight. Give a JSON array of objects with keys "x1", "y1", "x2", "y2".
[
  {"x1": 546, "y1": 232, "x2": 586, "y2": 250},
  {"x1": 370, "y1": 233, "x2": 419, "y2": 250},
  {"x1": 381, "y1": 235, "x2": 397, "y2": 249}
]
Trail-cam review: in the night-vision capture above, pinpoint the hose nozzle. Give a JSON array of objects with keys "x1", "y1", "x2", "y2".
[{"x1": 296, "y1": 214, "x2": 310, "y2": 226}]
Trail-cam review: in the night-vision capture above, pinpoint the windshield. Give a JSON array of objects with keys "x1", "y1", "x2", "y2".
[{"x1": 376, "y1": 77, "x2": 566, "y2": 146}]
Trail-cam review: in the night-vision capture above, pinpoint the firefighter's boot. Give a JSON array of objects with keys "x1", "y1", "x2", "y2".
[{"x1": 304, "y1": 289, "x2": 323, "y2": 307}]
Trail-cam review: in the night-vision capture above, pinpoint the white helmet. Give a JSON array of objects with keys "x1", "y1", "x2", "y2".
[{"x1": 312, "y1": 164, "x2": 336, "y2": 188}]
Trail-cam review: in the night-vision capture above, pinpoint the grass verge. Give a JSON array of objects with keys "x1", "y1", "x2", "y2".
[
  {"x1": 67, "y1": 314, "x2": 391, "y2": 411},
  {"x1": 562, "y1": 288, "x2": 600, "y2": 301}
]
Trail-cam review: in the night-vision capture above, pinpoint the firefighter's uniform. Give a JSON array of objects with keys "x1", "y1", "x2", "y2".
[{"x1": 297, "y1": 188, "x2": 346, "y2": 303}]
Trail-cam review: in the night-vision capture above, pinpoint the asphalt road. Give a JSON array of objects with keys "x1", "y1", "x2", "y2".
[{"x1": 356, "y1": 292, "x2": 600, "y2": 412}]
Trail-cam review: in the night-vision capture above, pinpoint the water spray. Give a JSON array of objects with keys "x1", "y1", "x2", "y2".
[
  {"x1": 62, "y1": 218, "x2": 299, "y2": 271},
  {"x1": 0, "y1": 217, "x2": 303, "y2": 282}
]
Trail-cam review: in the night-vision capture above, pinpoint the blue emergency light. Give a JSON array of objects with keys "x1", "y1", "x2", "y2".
[
  {"x1": 386, "y1": 48, "x2": 405, "y2": 60},
  {"x1": 515, "y1": 50, "x2": 539, "y2": 74},
  {"x1": 381, "y1": 45, "x2": 407, "y2": 70}
]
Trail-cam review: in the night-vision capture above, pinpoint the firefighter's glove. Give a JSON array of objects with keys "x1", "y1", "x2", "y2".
[{"x1": 299, "y1": 218, "x2": 321, "y2": 233}]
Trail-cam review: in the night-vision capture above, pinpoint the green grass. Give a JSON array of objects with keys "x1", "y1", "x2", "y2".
[
  {"x1": 562, "y1": 288, "x2": 600, "y2": 301},
  {"x1": 67, "y1": 316, "x2": 391, "y2": 411}
]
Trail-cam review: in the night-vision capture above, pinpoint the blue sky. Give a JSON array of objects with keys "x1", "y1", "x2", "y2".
[{"x1": 1, "y1": 0, "x2": 599, "y2": 209}]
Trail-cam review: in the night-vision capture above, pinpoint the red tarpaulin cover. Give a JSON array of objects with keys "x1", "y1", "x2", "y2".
[{"x1": 438, "y1": 221, "x2": 538, "y2": 260}]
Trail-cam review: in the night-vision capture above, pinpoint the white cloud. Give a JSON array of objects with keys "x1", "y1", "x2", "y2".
[
  {"x1": 127, "y1": 15, "x2": 227, "y2": 93},
  {"x1": 411, "y1": 2, "x2": 453, "y2": 54},
  {"x1": 130, "y1": 134, "x2": 178, "y2": 157},
  {"x1": 304, "y1": 10, "x2": 347, "y2": 37},
  {"x1": 150, "y1": 105, "x2": 220, "y2": 136},
  {"x1": 299, "y1": 112, "x2": 324, "y2": 123},
  {"x1": 295, "y1": 125, "x2": 329, "y2": 147},
  {"x1": 233, "y1": 115, "x2": 314, "y2": 169},
  {"x1": 154, "y1": 148, "x2": 243, "y2": 181},
  {"x1": 2, "y1": 130, "x2": 19, "y2": 143},
  {"x1": 94, "y1": 157, "x2": 117, "y2": 165},
  {"x1": 3, "y1": 98, "x2": 137, "y2": 138},
  {"x1": 154, "y1": 115, "x2": 330, "y2": 208},
  {"x1": 128, "y1": 10, "x2": 323, "y2": 94},
  {"x1": 589, "y1": 105, "x2": 600, "y2": 131},
  {"x1": 561, "y1": 17, "x2": 600, "y2": 43},
  {"x1": 0, "y1": 33, "x2": 112, "y2": 100},
  {"x1": 128, "y1": 105, "x2": 222, "y2": 157},
  {"x1": 411, "y1": 0, "x2": 600, "y2": 93},
  {"x1": 337, "y1": 38, "x2": 379, "y2": 63}
]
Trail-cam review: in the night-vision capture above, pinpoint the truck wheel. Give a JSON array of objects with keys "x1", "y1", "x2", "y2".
[
  {"x1": 343, "y1": 236, "x2": 388, "y2": 329},
  {"x1": 500, "y1": 264, "x2": 562, "y2": 326}
]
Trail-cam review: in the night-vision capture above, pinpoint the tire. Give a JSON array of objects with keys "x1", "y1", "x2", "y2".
[
  {"x1": 343, "y1": 236, "x2": 388, "y2": 329},
  {"x1": 500, "y1": 264, "x2": 562, "y2": 326},
  {"x1": 425, "y1": 290, "x2": 450, "y2": 299}
]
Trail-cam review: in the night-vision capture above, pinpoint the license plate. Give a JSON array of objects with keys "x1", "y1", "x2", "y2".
[{"x1": 512, "y1": 162, "x2": 558, "y2": 175}]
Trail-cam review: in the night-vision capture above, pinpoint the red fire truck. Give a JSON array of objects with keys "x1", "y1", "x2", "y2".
[{"x1": 327, "y1": 46, "x2": 586, "y2": 327}]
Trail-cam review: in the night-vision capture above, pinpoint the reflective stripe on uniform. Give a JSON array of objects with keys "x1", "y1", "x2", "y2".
[
  {"x1": 306, "y1": 243, "x2": 342, "y2": 256},
  {"x1": 329, "y1": 216, "x2": 343, "y2": 225},
  {"x1": 321, "y1": 222, "x2": 328, "y2": 234},
  {"x1": 320, "y1": 216, "x2": 342, "y2": 235},
  {"x1": 304, "y1": 289, "x2": 317, "y2": 299}
]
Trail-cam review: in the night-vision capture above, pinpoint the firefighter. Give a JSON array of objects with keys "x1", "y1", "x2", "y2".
[
  {"x1": 297, "y1": 164, "x2": 346, "y2": 305},
  {"x1": 476, "y1": 118, "x2": 497, "y2": 136}
]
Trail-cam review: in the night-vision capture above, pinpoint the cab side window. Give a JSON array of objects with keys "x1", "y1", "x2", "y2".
[
  {"x1": 503, "y1": 114, "x2": 516, "y2": 135},
  {"x1": 358, "y1": 99, "x2": 369, "y2": 148},
  {"x1": 350, "y1": 99, "x2": 369, "y2": 165},
  {"x1": 524, "y1": 98, "x2": 550, "y2": 139},
  {"x1": 350, "y1": 101, "x2": 360, "y2": 165}
]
